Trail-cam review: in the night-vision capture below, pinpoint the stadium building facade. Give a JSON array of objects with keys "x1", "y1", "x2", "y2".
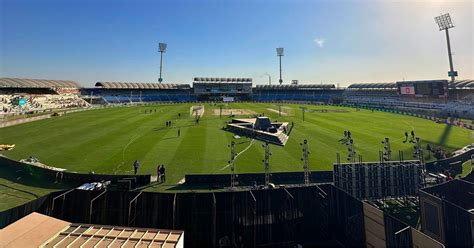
[
  {"x1": 193, "y1": 77, "x2": 253, "y2": 101},
  {"x1": 2, "y1": 77, "x2": 473, "y2": 119}
]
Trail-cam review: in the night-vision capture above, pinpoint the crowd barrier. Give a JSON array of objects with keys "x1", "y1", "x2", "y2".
[
  {"x1": 0, "y1": 184, "x2": 366, "y2": 247},
  {"x1": 0, "y1": 192, "x2": 54, "y2": 229},
  {"x1": 426, "y1": 146, "x2": 474, "y2": 171},
  {"x1": 0, "y1": 156, "x2": 151, "y2": 188},
  {"x1": 184, "y1": 170, "x2": 333, "y2": 186}
]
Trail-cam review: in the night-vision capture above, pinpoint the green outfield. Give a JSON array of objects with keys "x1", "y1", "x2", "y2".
[
  {"x1": 1, "y1": 103, "x2": 472, "y2": 187},
  {"x1": 0, "y1": 165, "x2": 70, "y2": 210}
]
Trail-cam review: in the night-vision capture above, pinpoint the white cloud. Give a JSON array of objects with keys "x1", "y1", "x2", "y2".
[{"x1": 313, "y1": 38, "x2": 326, "y2": 47}]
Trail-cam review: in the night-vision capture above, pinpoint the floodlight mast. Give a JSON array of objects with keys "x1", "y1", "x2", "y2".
[
  {"x1": 276, "y1": 48, "x2": 284, "y2": 85},
  {"x1": 435, "y1": 13, "x2": 457, "y2": 82},
  {"x1": 348, "y1": 139, "x2": 356, "y2": 163},
  {"x1": 158, "y1": 43, "x2": 167, "y2": 83},
  {"x1": 382, "y1": 138, "x2": 392, "y2": 161},
  {"x1": 263, "y1": 73, "x2": 272, "y2": 85},
  {"x1": 229, "y1": 141, "x2": 237, "y2": 188},
  {"x1": 262, "y1": 142, "x2": 272, "y2": 187},
  {"x1": 301, "y1": 139, "x2": 310, "y2": 185},
  {"x1": 413, "y1": 137, "x2": 426, "y2": 187}
]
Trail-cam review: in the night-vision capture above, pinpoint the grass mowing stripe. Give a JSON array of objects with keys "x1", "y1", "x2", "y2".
[{"x1": 1, "y1": 103, "x2": 472, "y2": 191}]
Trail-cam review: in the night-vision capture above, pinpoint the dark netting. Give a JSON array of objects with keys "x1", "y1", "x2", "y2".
[
  {"x1": 1, "y1": 185, "x2": 372, "y2": 247},
  {"x1": 329, "y1": 186, "x2": 366, "y2": 248},
  {"x1": 0, "y1": 156, "x2": 151, "y2": 188},
  {"x1": 442, "y1": 200, "x2": 473, "y2": 247},
  {"x1": 0, "y1": 193, "x2": 52, "y2": 228}
]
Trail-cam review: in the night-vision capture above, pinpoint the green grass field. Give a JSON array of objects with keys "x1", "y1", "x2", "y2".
[
  {"x1": 461, "y1": 160, "x2": 473, "y2": 178},
  {"x1": 1, "y1": 103, "x2": 472, "y2": 187},
  {"x1": 0, "y1": 165, "x2": 70, "y2": 210}
]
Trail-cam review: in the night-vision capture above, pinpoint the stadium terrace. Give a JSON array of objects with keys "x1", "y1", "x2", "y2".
[{"x1": 1, "y1": 77, "x2": 473, "y2": 119}]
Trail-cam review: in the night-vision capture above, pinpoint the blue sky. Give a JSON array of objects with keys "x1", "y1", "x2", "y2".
[{"x1": 1, "y1": 0, "x2": 472, "y2": 87}]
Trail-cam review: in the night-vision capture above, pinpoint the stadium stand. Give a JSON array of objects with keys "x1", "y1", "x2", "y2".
[
  {"x1": 344, "y1": 82, "x2": 400, "y2": 102},
  {"x1": 443, "y1": 80, "x2": 474, "y2": 118},
  {"x1": 192, "y1": 77, "x2": 253, "y2": 101},
  {"x1": 0, "y1": 78, "x2": 89, "y2": 115},
  {"x1": 253, "y1": 84, "x2": 343, "y2": 102},
  {"x1": 344, "y1": 80, "x2": 474, "y2": 118},
  {"x1": 2, "y1": 77, "x2": 473, "y2": 118},
  {"x1": 81, "y1": 81, "x2": 194, "y2": 103}
]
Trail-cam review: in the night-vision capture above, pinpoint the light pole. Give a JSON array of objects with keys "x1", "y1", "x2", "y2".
[
  {"x1": 299, "y1": 106, "x2": 307, "y2": 122},
  {"x1": 229, "y1": 141, "x2": 237, "y2": 188},
  {"x1": 301, "y1": 139, "x2": 310, "y2": 185},
  {"x1": 381, "y1": 138, "x2": 392, "y2": 161},
  {"x1": 413, "y1": 137, "x2": 426, "y2": 187},
  {"x1": 435, "y1": 13, "x2": 457, "y2": 82},
  {"x1": 158, "y1": 43, "x2": 167, "y2": 83},
  {"x1": 262, "y1": 142, "x2": 272, "y2": 187},
  {"x1": 347, "y1": 138, "x2": 355, "y2": 163},
  {"x1": 276, "y1": 47, "x2": 284, "y2": 85},
  {"x1": 263, "y1": 73, "x2": 272, "y2": 85}
]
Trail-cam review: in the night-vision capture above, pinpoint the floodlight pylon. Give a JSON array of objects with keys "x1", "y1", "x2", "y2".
[
  {"x1": 158, "y1": 42, "x2": 167, "y2": 83},
  {"x1": 276, "y1": 47, "x2": 284, "y2": 85},
  {"x1": 229, "y1": 141, "x2": 237, "y2": 188},
  {"x1": 435, "y1": 13, "x2": 457, "y2": 82},
  {"x1": 301, "y1": 139, "x2": 310, "y2": 185},
  {"x1": 262, "y1": 142, "x2": 272, "y2": 187}
]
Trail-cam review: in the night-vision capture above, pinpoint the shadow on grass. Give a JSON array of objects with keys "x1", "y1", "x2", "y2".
[
  {"x1": 0, "y1": 183, "x2": 40, "y2": 198},
  {"x1": 437, "y1": 124, "x2": 453, "y2": 147},
  {"x1": 0, "y1": 166, "x2": 73, "y2": 191}
]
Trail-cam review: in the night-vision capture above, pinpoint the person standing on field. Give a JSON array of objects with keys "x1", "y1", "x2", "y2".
[
  {"x1": 157, "y1": 164, "x2": 162, "y2": 183},
  {"x1": 133, "y1": 160, "x2": 140, "y2": 175},
  {"x1": 159, "y1": 165, "x2": 166, "y2": 182}
]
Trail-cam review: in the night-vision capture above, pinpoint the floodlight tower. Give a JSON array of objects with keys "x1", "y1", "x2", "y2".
[
  {"x1": 229, "y1": 141, "x2": 237, "y2": 188},
  {"x1": 300, "y1": 139, "x2": 310, "y2": 185},
  {"x1": 412, "y1": 137, "x2": 424, "y2": 164},
  {"x1": 381, "y1": 138, "x2": 392, "y2": 161},
  {"x1": 262, "y1": 142, "x2": 272, "y2": 187},
  {"x1": 158, "y1": 42, "x2": 167, "y2": 83},
  {"x1": 347, "y1": 139, "x2": 356, "y2": 163},
  {"x1": 413, "y1": 137, "x2": 426, "y2": 187},
  {"x1": 262, "y1": 73, "x2": 272, "y2": 85},
  {"x1": 435, "y1": 13, "x2": 457, "y2": 82},
  {"x1": 276, "y1": 47, "x2": 284, "y2": 85}
]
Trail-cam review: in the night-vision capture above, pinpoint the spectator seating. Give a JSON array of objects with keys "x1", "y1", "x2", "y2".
[{"x1": 0, "y1": 94, "x2": 90, "y2": 115}]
